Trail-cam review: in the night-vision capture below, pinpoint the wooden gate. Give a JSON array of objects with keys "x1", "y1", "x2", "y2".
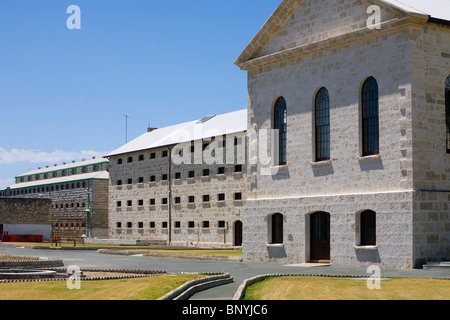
[{"x1": 52, "y1": 217, "x2": 86, "y2": 246}]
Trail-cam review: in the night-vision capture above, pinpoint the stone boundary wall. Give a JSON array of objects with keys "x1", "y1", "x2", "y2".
[
  {"x1": 158, "y1": 273, "x2": 233, "y2": 300},
  {"x1": 0, "y1": 258, "x2": 64, "y2": 269}
]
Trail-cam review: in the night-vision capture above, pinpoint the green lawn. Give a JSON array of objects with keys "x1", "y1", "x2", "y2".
[
  {"x1": 243, "y1": 276, "x2": 450, "y2": 300},
  {"x1": 0, "y1": 274, "x2": 206, "y2": 300}
]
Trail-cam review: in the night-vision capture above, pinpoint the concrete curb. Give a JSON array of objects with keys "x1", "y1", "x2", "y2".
[
  {"x1": 158, "y1": 273, "x2": 233, "y2": 300},
  {"x1": 98, "y1": 249, "x2": 243, "y2": 262}
]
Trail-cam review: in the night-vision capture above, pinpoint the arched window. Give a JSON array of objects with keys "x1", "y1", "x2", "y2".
[
  {"x1": 445, "y1": 76, "x2": 450, "y2": 153},
  {"x1": 271, "y1": 213, "x2": 284, "y2": 244},
  {"x1": 361, "y1": 77, "x2": 379, "y2": 156},
  {"x1": 360, "y1": 210, "x2": 376, "y2": 246},
  {"x1": 274, "y1": 97, "x2": 287, "y2": 165},
  {"x1": 315, "y1": 88, "x2": 330, "y2": 161}
]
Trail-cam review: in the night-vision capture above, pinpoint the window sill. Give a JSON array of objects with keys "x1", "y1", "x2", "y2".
[
  {"x1": 358, "y1": 154, "x2": 381, "y2": 161},
  {"x1": 353, "y1": 245, "x2": 378, "y2": 250},
  {"x1": 266, "y1": 243, "x2": 284, "y2": 249},
  {"x1": 310, "y1": 160, "x2": 332, "y2": 167}
]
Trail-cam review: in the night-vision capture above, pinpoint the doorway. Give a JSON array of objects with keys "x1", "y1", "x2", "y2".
[
  {"x1": 234, "y1": 221, "x2": 243, "y2": 246},
  {"x1": 310, "y1": 212, "x2": 330, "y2": 262}
]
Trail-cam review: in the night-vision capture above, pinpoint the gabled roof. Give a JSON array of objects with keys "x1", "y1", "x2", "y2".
[
  {"x1": 106, "y1": 109, "x2": 248, "y2": 157},
  {"x1": 235, "y1": 0, "x2": 450, "y2": 67},
  {"x1": 383, "y1": 0, "x2": 450, "y2": 21},
  {"x1": 16, "y1": 158, "x2": 109, "y2": 178},
  {"x1": 9, "y1": 171, "x2": 109, "y2": 190}
]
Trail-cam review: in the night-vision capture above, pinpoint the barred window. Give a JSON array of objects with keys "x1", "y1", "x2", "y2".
[
  {"x1": 274, "y1": 97, "x2": 287, "y2": 165},
  {"x1": 315, "y1": 88, "x2": 330, "y2": 161},
  {"x1": 360, "y1": 210, "x2": 376, "y2": 246},
  {"x1": 361, "y1": 77, "x2": 379, "y2": 156}
]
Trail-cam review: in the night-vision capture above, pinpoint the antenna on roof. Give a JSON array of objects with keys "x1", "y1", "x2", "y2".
[{"x1": 124, "y1": 114, "x2": 132, "y2": 143}]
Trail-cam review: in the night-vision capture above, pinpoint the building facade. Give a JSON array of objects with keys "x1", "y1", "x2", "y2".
[
  {"x1": 106, "y1": 109, "x2": 248, "y2": 248},
  {"x1": 6, "y1": 158, "x2": 109, "y2": 239},
  {"x1": 235, "y1": 0, "x2": 450, "y2": 269},
  {"x1": 0, "y1": 198, "x2": 52, "y2": 241}
]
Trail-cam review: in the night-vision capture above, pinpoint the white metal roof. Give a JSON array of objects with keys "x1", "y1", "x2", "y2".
[
  {"x1": 382, "y1": 0, "x2": 450, "y2": 21},
  {"x1": 106, "y1": 109, "x2": 248, "y2": 157},
  {"x1": 17, "y1": 158, "x2": 109, "y2": 178},
  {"x1": 9, "y1": 171, "x2": 109, "y2": 190}
]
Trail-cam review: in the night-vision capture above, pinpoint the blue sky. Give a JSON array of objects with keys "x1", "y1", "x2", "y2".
[{"x1": 0, "y1": 0, "x2": 280, "y2": 188}]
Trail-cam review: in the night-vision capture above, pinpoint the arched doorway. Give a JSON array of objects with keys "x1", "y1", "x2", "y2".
[
  {"x1": 234, "y1": 221, "x2": 243, "y2": 246},
  {"x1": 310, "y1": 212, "x2": 330, "y2": 262}
]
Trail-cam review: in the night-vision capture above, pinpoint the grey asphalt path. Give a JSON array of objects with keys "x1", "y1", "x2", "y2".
[{"x1": 1, "y1": 246, "x2": 449, "y2": 300}]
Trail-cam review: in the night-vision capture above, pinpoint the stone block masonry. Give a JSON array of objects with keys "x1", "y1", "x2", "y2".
[{"x1": 0, "y1": 198, "x2": 52, "y2": 241}]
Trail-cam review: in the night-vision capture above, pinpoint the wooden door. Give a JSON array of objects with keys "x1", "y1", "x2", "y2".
[{"x1": 310, "y1": 212, "x2": 330, "y2": 262}]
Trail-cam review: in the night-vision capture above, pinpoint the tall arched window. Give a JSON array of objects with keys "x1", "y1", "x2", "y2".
[
  {"x1": 360, "y1": 210, "x2": 376, "y2": 246},
  {"x1": 271, "y1": 213, "x2": 284, "y2": 244},
  {"x1": 315, "y1": 88, "x2": 330, "y2": 161},
  {"x1": 274, "y1": 97, "x2": 287, "y2": 165},
  {"x1": 361, "y1": 77, "x2": 379, "y2": 156},
  {"x1": 445, "y1": 75, "x2": 450, "y2": 153}
]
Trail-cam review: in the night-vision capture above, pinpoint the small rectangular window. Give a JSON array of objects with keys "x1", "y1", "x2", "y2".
[
  {"x1": 162, "y1": 221, "x2": 168, "y2": 229},
  {"x1": 162, "y1": 174, "x2": 168, "y2": 181},
  {"x1": 138, "y1": 222, "x2": 143, "y2": 228},
  {"x1": 117, "y1": 201, "x2": 122, "y2": 207},
  {"x1": 175, "y1": 196, "x2": 181, "y2": 204},
  {"x1": 150, "y1": 175, "x2": 156, "y2": 182},
  {"x1": 174, "y1": 221, "x2": 181, "y2": 229},
  {"x1": 234, "y1": 192, "x2": 242, "y2": 200},
  {"x1": 117, "y1": 158, "x2": 123, "y2": 164},
  {"x1": 127, "y1": 156, "x2": 133, "y2": 163},
  {"x1": 117, "y1": 180, "x2": 122, "y2": 186},
  {"x1": 116, "y1": 222, "x2": 122, "y2": 228},
  {"x1": 162, "y1": 150, "x2": 168, "y2": 157},
  {"x1": 138, "y1": 154, "x2": 144, "y2": 161},
  {"x1": 188, "y1": 196, "x2": 195, "y2": 203},
  {"x1": 150, "y1": 199, "x2": 155, "y2": 206},
  {"x1": 127, "y1": 178, "x2": 132, "y2": 184},
  {"x1": 127, "y1": 200, "x2": 132, "y2": 207},
  {"x1": 138, "y1": 199, "x2": 144, "y2": 206},
  {"x1": 218, "y1": 193, "x2": 225, "y2": 201},
  {"x1": 127, "y1": 222, "x2": 132, "y2": 228},
  {"x1": 234, "y1": 165, "x2": 242, "y2": 173},
  {"x1": 175, "y1": 172, "x2": 181, "y2": 179},
  {"x1": 217, "y1": 167, "x2": 225, "y2": 175},
  {"x1": 188, "y1": 171, "x2": 195, "y2": 178},
  {"x1": 203, "y1": 195, "x2": 210, "y2": 202},
  {"x1": 218, "y1": 220, "x2": 226, "y2": 228},
  {"x1": 138, "y1": 177, "x2": 144, "y2": 183},
  {"x1": 188, "y1": 221, "x2": 195, "y2": 228},
  {"x1": 149, "y1": 221, "x2": 155, "y2": 228},
  {"x1": 162, "y1": 198, "x2": 168, "y2": 205},
  {"x1": 202, "y1": 169, "x2": 210, "y2": 177},
  {"x1": 150, "y1": 152, "x2": 156, "y2": 159},
  {"x1": 202, "y1": 221, "x2": 210, "y2": 228}
]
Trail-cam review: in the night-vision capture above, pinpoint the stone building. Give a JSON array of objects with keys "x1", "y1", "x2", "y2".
[
  {"x1": 106, "y1": 109, "x2": 247, "y2": 247},
  {"x1": 6, "y1": 158, "x2": 109, "y2": 238},
  {"x1": 0, "y1": 198, "x2": 52, "y2": 241},
  {"x1": 235, "y1": 0, "x2": 450, "y2": 269}
]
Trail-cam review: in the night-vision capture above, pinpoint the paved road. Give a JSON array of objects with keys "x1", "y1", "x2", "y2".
[{"x1": 1, "y1": 246, "x2": 449, "y2": 300}]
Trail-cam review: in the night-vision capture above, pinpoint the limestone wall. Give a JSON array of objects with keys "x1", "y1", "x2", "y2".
[{"x1": 108, "y1": 134, "x2": 247, "y2": 247}]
